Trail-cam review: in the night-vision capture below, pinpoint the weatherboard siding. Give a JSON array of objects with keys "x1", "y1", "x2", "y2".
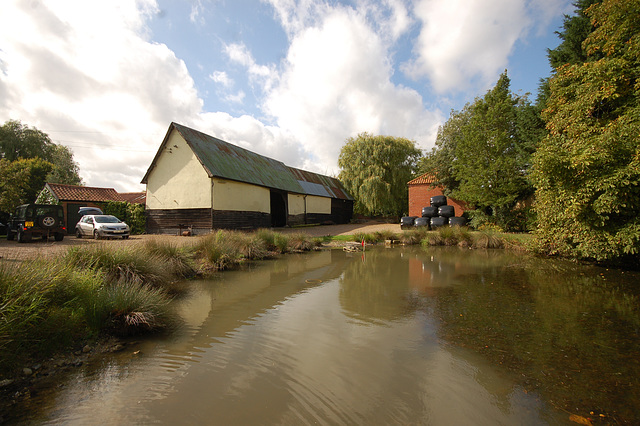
[{"x1": 145, "y1": 132, "x2": 211, "y2": 210}]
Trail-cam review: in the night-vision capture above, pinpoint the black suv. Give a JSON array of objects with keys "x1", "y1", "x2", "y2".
[{"x1": 7, "y1": 204, "x2": 66, "y2": 243}]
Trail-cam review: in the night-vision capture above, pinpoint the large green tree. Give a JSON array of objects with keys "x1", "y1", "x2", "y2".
[
  {"x1": 0, "y1": 157, "x2": 53, "y2": 213},
  {"x1": 538, "y1": 0, "x2": 600, "y2": 109},
  {"x1": 0, "y1": 120, "x2": 83, "y2": 214},
  {"x1": 531, "y1": 0, "x2": 640, "y2": 261},
  {"x1": 0, "y1": 120, "x2": 82, "y2": 186},
  {"x1": 420, "y1": 72, "x2": 544, "y2": 231},
  {"x1": 338, "y1": 133, "x2": 422, "y2": 217}
]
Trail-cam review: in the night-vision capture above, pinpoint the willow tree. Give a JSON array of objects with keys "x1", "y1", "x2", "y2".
[
  {"x1": 531, "y1": 0, "x2": 640, "y2": 261},
  {"x1": 338, "y1": 133, "x2": 421, "y2": 217}
]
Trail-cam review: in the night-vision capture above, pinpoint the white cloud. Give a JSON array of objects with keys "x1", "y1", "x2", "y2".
[
  {"x1": 224, "y1": 42, "x2": 278, "y2": 91},
  {"x1": 210, "y1": 70, "x2": 233, "y2": 87},
  {"x1": 262, "y1": 6, "x2": 441, "y2": 174},
  {"x1": 225, "y1": 91, "x2": 246, "y2": 104},
  {"x1": 0, "y1": 0, "x2": 201, "y2": 192},
  {"x1": 403, "y1": 0, "x2": 530, "y2": 94}
]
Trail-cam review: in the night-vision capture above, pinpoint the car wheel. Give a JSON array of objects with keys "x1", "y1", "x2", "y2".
[
  {"x1": 123, "y1": 236, "x2": 129, "y2": 239},
  {"x1": 54, "y1": 232, "x2": 64, "y2": 242},
  {"x1": 76, "y1": 229, "x2": 82, "y2": 239},
  {"x1": 93, "y1": 230, "x2": 101, "y2": 240}
]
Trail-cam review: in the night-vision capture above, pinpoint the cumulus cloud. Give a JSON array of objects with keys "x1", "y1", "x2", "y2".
[
  {"x1": 402, "y1": 0, "x2": 530, "y2": 94},
  {"x1": 0, "y1": 0, "x2": 204, "y2": 191},
  {"x1": 210, "y1": 70, "x2": 233, "y2": 87},
  {"x1": 261, "y1": 4, "x2": 441, "y2": 174}
]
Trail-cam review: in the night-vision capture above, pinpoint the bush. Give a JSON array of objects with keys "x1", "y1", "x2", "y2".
[{"x1": 103, "y1": 201, "x2": 146, "y2": 235}]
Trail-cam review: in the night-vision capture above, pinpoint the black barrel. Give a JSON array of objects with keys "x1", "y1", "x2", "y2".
[
  {"x1": 421, "y1": 206, "x2": 438, "y2": 217},
  {"x1": 438, "y1": 205, "x2": 455, "y2": 218},
  {"x1": 414, "y1": 217, "x2": 430, "y2": 227},
  {"x1": 430, "y1": 195, "x2": 447, "y2": 207},
  {"x1": 449, "y1": 216, "x2": 467, "y2": 227},
  {"x1": 400, "y1": 216, "x2": 417, "y2": 229},
  {"x1": 430, "y1": 216, "x2": 448, "y2": 228}
]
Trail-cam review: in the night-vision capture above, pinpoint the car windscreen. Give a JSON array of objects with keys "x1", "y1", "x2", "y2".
[{"x1": 94, "y1": 216, "x2": 122, "y2": 224}]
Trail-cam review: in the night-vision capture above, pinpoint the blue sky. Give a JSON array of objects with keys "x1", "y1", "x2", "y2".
[{"x1": 0, "y1": 0, "x2": 573, "y2": 192}]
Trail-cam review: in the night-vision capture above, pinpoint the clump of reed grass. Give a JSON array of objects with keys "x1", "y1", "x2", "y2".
[
  {"x1": 194, "y1": 230, "x2": 270, "y2": 271},
  {"x1": 472, "y1": 230, "x2": 505, "y2": 249},
  {"x1": 255, "y1": 229, "x2": 290, "y2": 253},
  {"x1": 86, "y1": 281, "x2": 173, "y2": 336},
  {"x1": 64, "y1": 245, "x2": 172, "y2": 288},
  {"x1": 399, "y1": 228, "x2": 430, "y2": 245},
  {"x1": 352, "y1": 232, "x2": 378, "y2": 244},
  {"x1": 142, "y1": 238, "x2": 196, "y2": 279},
  {"x1": 373, "y1": 229, "x2": 397, "y2": 242},
  {"x1": 422, "y1": 226, "x2": 474, "y2": 247},
  {"x1": 286, "y1": 232, "x2": 317, "y2": 252}
]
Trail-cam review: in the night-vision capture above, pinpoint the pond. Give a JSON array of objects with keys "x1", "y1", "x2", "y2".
[{"x1": 8, "y1": 246, "x2": 640, "y2": 425}]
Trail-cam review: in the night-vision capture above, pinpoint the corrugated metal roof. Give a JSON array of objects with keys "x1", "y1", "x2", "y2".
[
  {"x1": 142, "y1": 123, "x2": 353, "y2": 201},
  {"x1": 174, "y1": 123, "x2": 305, "y2": 193}
]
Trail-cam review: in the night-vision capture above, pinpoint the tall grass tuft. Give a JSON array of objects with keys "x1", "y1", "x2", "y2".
[
  {"x1": 374, "y1": 229, "x2": 397, "y2": 242},
  {"x1": 352, "y1": 232, "x2": 378, "y2": 244},
  {"x1": 400, "y1": 229, "x2": 430, "y2": 245},
  {"x1": 255, "y1": 229, "x2": 291, "y2": 253},
  {"x1": 64, "y1": 245, "x2": 172, "y2": 288},
  {"x1": 142, "y1": 238, "x2": 196, "y2": 279},
  {"x1": 286, "y1": 232, "x2": 316, "y2": 252},
  {"x1": 86, "y1": 281, "x2": 173, "y2": 336},
  {"x1": 473, "y1": 230, "x2": 505, "y2": 249},
  {"x1": 229, "y1": 231, "x2": 269, "y2": 260},
  {"x1": 194, "y1": 230, "x2": 269, "y2": 271}
]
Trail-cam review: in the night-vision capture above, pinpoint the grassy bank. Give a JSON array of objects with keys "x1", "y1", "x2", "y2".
[
  {"x1": 326, "y1": 226, "x2": 532, "y2": 251},
  {"x1": 0, "y1": 229, "x2": 319, "y2": 376}
]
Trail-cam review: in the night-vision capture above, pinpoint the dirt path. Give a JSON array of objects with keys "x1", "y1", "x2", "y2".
[{"x1": 0, "y1": 221, "x2": 401, "y2": 262}]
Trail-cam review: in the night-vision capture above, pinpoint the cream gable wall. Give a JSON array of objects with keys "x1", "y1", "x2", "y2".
[
  {"x1": 145, "y1": 131, "x2": 211, "y2": 209},
  {"x1": 212, "y1": 179, "x2": 270, "y2": 213}
]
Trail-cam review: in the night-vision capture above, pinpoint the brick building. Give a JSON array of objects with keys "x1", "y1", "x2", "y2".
[{"x1": 407, "y1": 173, "x2": 467, "y2": 217}]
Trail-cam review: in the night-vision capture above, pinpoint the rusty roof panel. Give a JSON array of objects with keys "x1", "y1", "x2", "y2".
[{"x1": 174, "y1": 123, "x2": 304, "y2": 193}]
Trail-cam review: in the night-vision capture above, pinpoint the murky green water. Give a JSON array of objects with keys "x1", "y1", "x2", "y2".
[{"x1": 9, "y1": 247, "x2": 640, "y2": 425}]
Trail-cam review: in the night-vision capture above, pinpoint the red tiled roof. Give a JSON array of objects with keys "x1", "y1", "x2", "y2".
[
  {"x1": 118, "y1": 192, "x2": 146, "y2": 204},
  {"x1": 407, "y1": 173, "x2": 437, "y2": 185},
  {"x1": 47, "y1": 183, "x2": 123, "y2": 202}
]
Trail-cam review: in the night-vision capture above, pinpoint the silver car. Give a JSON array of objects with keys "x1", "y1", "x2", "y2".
[{"x1": 75, "y1": 214, "x2": 130, "y2": 240}]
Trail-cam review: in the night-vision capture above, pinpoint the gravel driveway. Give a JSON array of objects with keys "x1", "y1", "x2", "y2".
[{"x1": 0, "y1": 221, "x2": 401, "y2": 262}]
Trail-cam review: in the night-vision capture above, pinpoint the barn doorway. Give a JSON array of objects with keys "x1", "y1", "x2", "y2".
[{"x1": 270, "y1": 190, "x2": 287, "y2": 227}]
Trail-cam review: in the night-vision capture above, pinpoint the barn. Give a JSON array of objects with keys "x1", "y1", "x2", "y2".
[
  {"x1": 141, "y1": 122, "x2": 353, "y2": 234},
  {"x1": 407, "y1": 173, "x2": 467, "y2": 217}
]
